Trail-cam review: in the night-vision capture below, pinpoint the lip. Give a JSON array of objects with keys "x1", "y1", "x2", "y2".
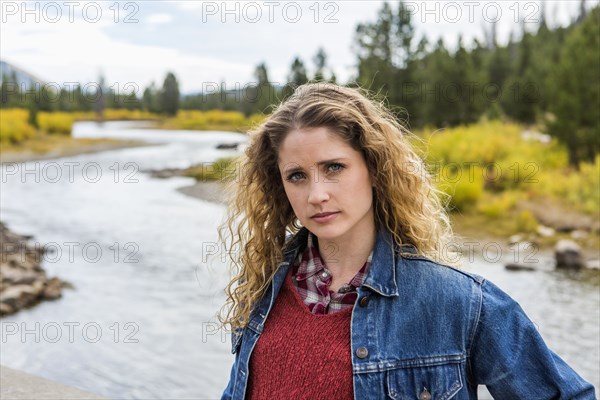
[{"x1": 310, "y1": 211, "x2": 340, "y2": 223}]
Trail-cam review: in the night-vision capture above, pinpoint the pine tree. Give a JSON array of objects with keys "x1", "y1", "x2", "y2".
[
  {"x1": 313, "y1": 48, "x2": 328, "y2": 82},
  {"x1": 281, "y1": 57, "x2": 309, "y2": 100},
  {"x1": 244, "y1": 62, "x2": 275, "y2": 115},
  {"x1": 143, "y1": 82, "x2": 161, "y2": 113},
  {"x1": 548, "y1": 7, "x2": 600, "y2": 167},
  {"x1": 161, "y1": 72, "x2": 180, "y2": 116}
]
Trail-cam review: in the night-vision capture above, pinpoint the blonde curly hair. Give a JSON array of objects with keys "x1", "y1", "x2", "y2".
[{"x1": 219, "y1": 83, "x2": 455, "y2": 332}]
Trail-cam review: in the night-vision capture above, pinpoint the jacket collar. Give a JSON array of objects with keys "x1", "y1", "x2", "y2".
[
  {"x1": 361, "y1": 227, "x2": 399, "y2": 297},
  {"x1": 283, "y1": 226, "x2": 416, "y2": 298},
  {"x1": 248, "y1": 227, "x2": 417, "y2": 336}
]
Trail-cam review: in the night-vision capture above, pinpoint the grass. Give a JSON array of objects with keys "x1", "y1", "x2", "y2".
[
  {"x1": 183, "y1": 157, "x2": 238, "y2": 182},
  {"x1": 0, "y1": 131, "x2": 144, "y2": 163}
]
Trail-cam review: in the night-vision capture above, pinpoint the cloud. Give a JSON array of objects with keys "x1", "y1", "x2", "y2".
[
  {"x1": 1, "y1": 15, "x2": 252, "y2": 92},
  {"x1": 3, "y1": 0, "x2": 597, "y2": 93},
  {"x1": 147, "y1": 13, "x2": 173, "y2": 25},
  {"x1": 177, "y1": 2, "x2": 203, "y2": 12}
]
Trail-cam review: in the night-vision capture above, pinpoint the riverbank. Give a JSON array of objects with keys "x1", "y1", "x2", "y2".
[
  {"x1": 1, "y1": 135, "x2": 148, "y2": 164},
  {"x1": 1, "y1": 365, "x2": 106, "y2": 400},
  {"x1": 0, "y1": 222, "x2": 71, "y2": 316}
]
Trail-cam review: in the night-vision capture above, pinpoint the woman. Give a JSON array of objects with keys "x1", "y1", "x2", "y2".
[{"x1": 219, "y1": 83, "x2": 595, "y2": 399}]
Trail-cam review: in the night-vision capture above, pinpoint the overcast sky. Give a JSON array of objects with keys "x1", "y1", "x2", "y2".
[{"x1": 1, "y1": 0, "x2": 596, "y2": 93}]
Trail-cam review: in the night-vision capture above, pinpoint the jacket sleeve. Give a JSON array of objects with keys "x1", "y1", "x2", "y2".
[
  {"x1": 221, "y1": 328, "x2": 245, "y2": 400},
  {"x1": 221, "y1": 359, "x2": 236, "y2": 400},
  {"x1": 469, "y1": 279, "x2": 596, "y2": 399}
]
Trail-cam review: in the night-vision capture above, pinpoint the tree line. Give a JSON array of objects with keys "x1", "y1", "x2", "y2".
[
  {"x1": 352, "y1": 1, "x2": 598, "y2": 167},
  {"x1": 1, "y1": 1, "x2": 597, "y2": 167}
]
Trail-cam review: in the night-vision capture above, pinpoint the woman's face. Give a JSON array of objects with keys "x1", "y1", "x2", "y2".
[{"x1": 277, "y1": 126, "x2": 375, "y2": 244}]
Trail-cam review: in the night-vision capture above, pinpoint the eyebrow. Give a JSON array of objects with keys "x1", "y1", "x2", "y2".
[{"x1": 282, "y1": 158, "x2": 348, "y2": 174}]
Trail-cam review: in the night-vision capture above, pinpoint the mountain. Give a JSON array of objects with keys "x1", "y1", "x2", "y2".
[{"x1": 0, "y1": 60, "x2": 46, "y2": 88}]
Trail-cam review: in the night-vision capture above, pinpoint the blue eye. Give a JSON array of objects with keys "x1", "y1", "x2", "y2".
[
  {"x1": 327, "y1": 163, "x2": 344, "y2": 173},
  {"x1": 286, "y1": 171, "x2": 305, "y2": 183}
]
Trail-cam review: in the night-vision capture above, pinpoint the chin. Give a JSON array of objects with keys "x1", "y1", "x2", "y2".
[{"x1": 305, "y1": 224, "x2": 345, "y2": 241}]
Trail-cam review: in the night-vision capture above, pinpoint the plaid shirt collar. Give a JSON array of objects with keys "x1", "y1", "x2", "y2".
[
  {"x1": 295, "y1": 233, "x2": 372, "y2": 288},
  {"x1": 293, "y1": 232, "x2": 372, "y2": 314}
]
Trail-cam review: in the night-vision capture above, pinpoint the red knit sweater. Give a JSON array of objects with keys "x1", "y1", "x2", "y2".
[{"x1": 247, "y1": 269, "x2": 355, "y2": 399}]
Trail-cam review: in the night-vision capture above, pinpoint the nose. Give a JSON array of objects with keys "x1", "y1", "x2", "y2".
[{"x1": 307, "y1": 179, "x2": 330, "y2": 205}]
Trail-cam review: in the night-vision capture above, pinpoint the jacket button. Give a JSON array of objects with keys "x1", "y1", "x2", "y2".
[
  {"x1": 419, "y1": 388, "x2": 431, "y2": 400},
  {"x1": 355, "y1": 347, "x2": 369, "y2": 358},
  {"x1": 359, "y1": 296, "x2": 370, "y2": 307}
]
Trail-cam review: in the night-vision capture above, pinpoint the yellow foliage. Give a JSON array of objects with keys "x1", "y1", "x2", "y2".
[
  {"x1": 417, "y1": 121, "x2": 575, "y2": 195},
  {"x1": 38, "y1": 112, "x2": 75, "y2": 135},
  {"x1": 67, "y1": 109, "x2": 159, "y2": 121},
  {"x1": 185, "y1": 157, "x2": 238, "y2": 182},
  {"x1": 515, "y1": 210, "x2": 538, "y2": 233},
  {"x1": 477, "y1": 191, "x2": 522, "y2": 218},
  {"x1": 535, "y1": 155, "x2": 600, "y2": 214},
  {"x1": 418, "y1": 121, "x2": 566, "y2": 191},
  {"x1": 418, "y1": 121, "x2": 523, "y2": 165},
  {"x1": 416, "y1": 120, "x2": 597, "y2": 220},
  {"x1": 101, "y1": 109, "x2": 160, "y2": 121},
  {"x1": 0, "y1": 108, "x2": 36, "y2": 144},
  {"x1": 437, "y1": 165, "x2": 485, "y2": 211},
  {"x1": 165, "y1": 110, "x2": 260, "y2": 131}
]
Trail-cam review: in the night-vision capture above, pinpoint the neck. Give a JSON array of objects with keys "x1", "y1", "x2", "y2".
[{"x1": 316, "y1": 225, "x2": 376, "y2": 285}]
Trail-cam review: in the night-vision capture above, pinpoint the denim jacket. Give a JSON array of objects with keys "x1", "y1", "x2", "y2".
[{"x1": 222, "y1": 228, "x2": 596, "y2": 399}]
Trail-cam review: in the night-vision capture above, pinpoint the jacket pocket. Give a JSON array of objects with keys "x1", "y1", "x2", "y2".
[{"x1": 386, "y1": 362, "x2": 463, "y2": 400}]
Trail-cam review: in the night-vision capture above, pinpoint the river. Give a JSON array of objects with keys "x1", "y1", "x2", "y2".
[{"x1": 0, "y1": 121, "x2": 598, "y2": 399}]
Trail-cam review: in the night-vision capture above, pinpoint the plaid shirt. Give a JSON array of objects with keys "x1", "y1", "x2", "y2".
[{"x1": 292, "y1": 233, "x2": 372, "y2": 314}]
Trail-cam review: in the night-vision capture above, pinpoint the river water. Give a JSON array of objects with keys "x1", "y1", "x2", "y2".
[{"x1": 0, "y1": 121, "x2": 598, "y2": 399}]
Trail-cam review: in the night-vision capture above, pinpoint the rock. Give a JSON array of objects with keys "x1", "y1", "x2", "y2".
[
  {"x1": 508, "y1": 234, "x2": 524, "y2": 245},
  {"x1": 570, "y1": 230, "x2": 589, "y2": 240},
  {"x1": 505, "y1": 263, "x2": 537, "y2": 272},
  {"x1": 216, "y1": 142, "x2": 239, "y2": 150},
  {"x1": 43, "y1": 278, "x2": 63, "y2": 300},
  {"x1": 31, "y1": 279, "x2": 45, "y2": 293},
  {"x1": 554, "y1": 239, "x2": 586, "y2": 269},
  {"x1": 0, "y1": 221, "x2": 69, "y2": 316},
  {"x1": 1, "y1": 265, "x2": 39, "y2": 285},
  {"x1": 0, "y1": 302, "x2": 14, "y2": 316},
  {"x1": 149, "y1": 167, "x2": 187, "y2": 179},
  {"x1": 536, "y1": 225, "x2": 555, "y2": 237},
  {"x1": 0, "y1": 284, "x2": 41, "y2": 310},
  {"x1": 521, "y1": 130, "x2": 551, "y2": 144}
]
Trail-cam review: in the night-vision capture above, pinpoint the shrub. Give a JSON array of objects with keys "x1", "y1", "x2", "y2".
[
  {"x1": 165, "y1": 110, "x2": 259, "y2": 131},
  {"x1": 535, "y1": 155, "x2": 600, "y2": 214},
  {"x1": 437, "y1": 165, "x2": 485, "y2": 212},
  {"x1": 477, "y1": 191, "x2": 522, "y2": 218},
  {"x1": 515, "y1": 210, "x2": 538, "y2": 233},
  {"x1": 102, "y1": 109, "x2": 160, "y2": 121},
  {"x1": 185, "y1": 157, "x2": 237, "y2": 182},
  {"x1": 0, "y1": 108, "x2": 36, "y2": 144},
  {"x1": 38, "y1": 112, "x2": 74, "y2": 135}
]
